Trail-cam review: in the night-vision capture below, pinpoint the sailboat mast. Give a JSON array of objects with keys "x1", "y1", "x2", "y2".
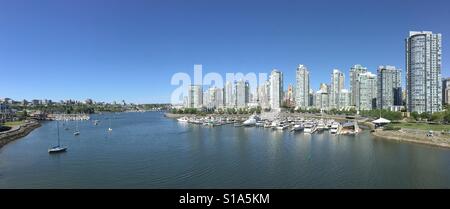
[{"x1": 57, "y1": 120, "x2": 60, "y2": 147}]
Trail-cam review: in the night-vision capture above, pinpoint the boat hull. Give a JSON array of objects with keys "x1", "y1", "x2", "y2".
[{"x1": 48, "y1": 147, "x2": 67, "y2": 153}]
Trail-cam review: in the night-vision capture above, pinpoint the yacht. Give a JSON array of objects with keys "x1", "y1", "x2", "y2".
[
  {"x1": 316, "y1": 120, "x2": 326, "y2": 132},
  {"x1": 330, "y1": 122, "x2": 340, "y2": 134},
  {"x1": 243, "y1": 115, "x2": 257, "y2": 126},
  {"x1": 291, "y1": 124, "x2": 304, "y2": 132},
  {"x1": 304, "y1": 122, "x2": 316, "y2": 134},
  {"x1": 276, "y1": 123, "x2": 289, "y2": 130},
  {"x1": 177, "y1": 117, "x2": 189, "y2": 123}
]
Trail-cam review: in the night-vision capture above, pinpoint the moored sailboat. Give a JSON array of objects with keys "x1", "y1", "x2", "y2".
[{"x1": 48, "y1": 121, "x2": 68, "y2": 153}]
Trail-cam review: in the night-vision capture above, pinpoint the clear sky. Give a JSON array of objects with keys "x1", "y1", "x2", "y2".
[{"x1": 1, "y1": 0, "x2": 449, "y2": 104}]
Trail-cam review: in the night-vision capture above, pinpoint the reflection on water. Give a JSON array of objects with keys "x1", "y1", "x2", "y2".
[{"x1": 0, "y1": 111, "x2": 450, "y2": 188}]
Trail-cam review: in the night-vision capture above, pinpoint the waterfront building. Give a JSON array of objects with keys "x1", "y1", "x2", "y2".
[
  {"x1": 258, "y1": 81, "x2": 271, "y2": 110},
  {"x1": 285, "y1": 84, "x2": 295, "y2": 107},
  {"x1": 309, "y1": 89, "x2": 314, "y2": 108},
  {"x1": 203, "y1": 89, "x2": 211, "y2": 108},
  {"x1": 350, "y1": 64, "x2": 368, "y2": 106},
  {"x1": 377, "y1": 65, "x2": 402, "y2": 110},
  {"x1": 0, "y1": 103, "x2": 11, "y2": 123},
  {"x1": 205, "y1": 87, "x2": 224, "y2": 109},
  {"x1": 269, "y1": 69, "x2": 283, "y2": 111},
  {"x1": 442, "y1": 78, "x2": 450, "y2": 105},
  {"x1": 339, "y1": 89, "x2": 351, "y2": 109},
  {"x1": 406, "y1": 31, "x2": 442, "y2": 113},
  {"x1": 330, "y1": 69, "x2": 345, "y2": 109},
  {"x1": 314, "y1": 89, "x2": 329, "y2": 111},
  {"x1": 225, "y1": 81, "x2": 234, "y2": 108},
  {"x1": 235, "y1": 80, "x2": 249, "y2": 108},
  {"x1": 295, "y1": 64, "x2": 310, "y2": 108},
  {"x1": 187, "y1": 85, "x2": 202, "y2": 109},
  {"x1": 356, "y1": 72, "x2": 377, "y2": 111}
]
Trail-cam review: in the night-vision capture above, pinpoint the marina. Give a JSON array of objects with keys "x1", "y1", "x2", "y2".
[{"x1": 176, "y1": 114, "x2": 357, "y2": 135}]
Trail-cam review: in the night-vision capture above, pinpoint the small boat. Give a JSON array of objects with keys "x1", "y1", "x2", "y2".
[
  {"x1": 316, "y1": 120, "x2": 326, "y2": 132},
  {"x1": 243, "y1": 115, "x2": 257, "y2": 126},
  {"x1": 108, "y1": 118, "x2": 112, "y2": 132},
  {"x1": 93, "y1": 120, "x2": 99, "y2": 125},
  {"x1": 49, "y1": 121, "x2": 68, "y2": 154},
  {"x1": 177, "y1": 117, "x2": 189, "y2": 123},
  {"x1": 330, "y1": 122, "x2": 340, "y2": 134},
  {"x1": 304, "y1": 123, "x2": 316, "y2": 134},
  {"x1": 291, "y1": 124, "x2": 304, "y2": 132},
  {"x1": 276, "y1": 123, "x2": 289, "y2": 130},
  {"x1": 255, "y1": 122, "x2": 264, "y2": 127}
]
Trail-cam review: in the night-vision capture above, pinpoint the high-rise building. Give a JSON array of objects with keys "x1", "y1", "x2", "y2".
[
  {"x1": 350, "y1": 64, "x2": 368, "y2": 106},
  {"x1": 330, "y1": 69, "x2": 345, "y2": 109},
  {"x1": 309, "y1": 89, "x2": 314, "y2": 108},
  {"x1": 207, "y1": 87, "x2": 224, "y2": 109},
  {"x1": 406, "y1": 31, "x2": 442, "y2": 113},
  {"x1": 284, "y1": 84, "x2": 295, "y2": 107},
  {"x1": 339, "y1": 89, "x2": 351, "y2": 109},
  {"x1": 315, "y1": 89, "x2": 329, "y2": 111},
  {"x1": 356, "y1": 72, "x2": 377, "y2": 111},
  {"x1": 258, "y1": 80, "x2": 271, "y2": 110},
  {"x1": 203, "y1": 89, "x2": 211, "y2": 108},
  {"x1": 225, "y1": 81, "x2": 234, "y2": 108},
  {"x1": 442, "y1": 78, "x2": 450, "y2": 105},
  {"x1": 235, "y1": 80, "x2": 249, "y2": 108},
  {"x1": 269, "y1": 69, "x2": 283, "y2": 111},
  {"x1": 187, "y1": 85, "x2": 202, "y2": 108},
  {"x1": 295, "y1": 65, "x2": 310, "y2": 108},
  {"x1": 377, "y1": 65, "x2": 402, "y2": 110},
  {"x1": 319, "y1": 83, "x2": 328, "y2": 92}
]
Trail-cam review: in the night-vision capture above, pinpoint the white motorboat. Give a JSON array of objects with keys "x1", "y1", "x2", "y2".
[
  {"x1": 276, "y1": 124, "x2": 289, "y2": 130},
  {"x1": 304, "y1": 123, "x2": 317, "y2": 134},
  {"x1": 330, "y1": 122, "x2": 340, "y2": 134},
  {"x1": 243, "y1": 115, "x2": 259, "y2": 126},
  {"x1": 177, "y1": 117, "x2": 189, "y2": 122},
  {"x1": 291, "y1": 124, "x2": 304, "y2": 132}
]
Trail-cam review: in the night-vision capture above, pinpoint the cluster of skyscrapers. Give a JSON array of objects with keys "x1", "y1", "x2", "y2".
[{"x1": 185, "y1": 31, "x2": 445, "y2": 114}]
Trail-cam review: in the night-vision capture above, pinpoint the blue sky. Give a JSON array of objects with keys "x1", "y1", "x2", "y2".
[{"x1": 1, "y1": 0, "x2": 449, "y2": 103}]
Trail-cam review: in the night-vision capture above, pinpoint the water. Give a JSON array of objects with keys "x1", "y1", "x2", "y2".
[{"x1": 1, "y1": 112, "x2": 450, "y2": 188}]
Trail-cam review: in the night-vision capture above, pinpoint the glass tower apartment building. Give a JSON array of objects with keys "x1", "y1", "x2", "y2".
[{"x1": 406, "y1": 31, "x2": 442, "y2": 113}]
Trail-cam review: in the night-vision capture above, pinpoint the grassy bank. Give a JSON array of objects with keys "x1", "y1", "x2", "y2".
[
  {"x1": 389, "y1": 122, "x2": 450, "y2": 132},
  {"x1": 2, "y1": 120, "x2": 25, "y2": 127}
]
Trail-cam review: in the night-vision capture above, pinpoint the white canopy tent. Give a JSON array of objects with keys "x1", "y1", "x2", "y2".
[
  {"x1": 372, "y1": 118, "x2": 391, "y2": 124},
  {"x1": 372, "y1": 117, "x2": 391, "y2": 128}
]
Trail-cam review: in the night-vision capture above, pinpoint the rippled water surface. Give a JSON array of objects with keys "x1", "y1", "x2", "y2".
[{"x1": 1, "y1": 112, "x2": 450, "y2": 188}]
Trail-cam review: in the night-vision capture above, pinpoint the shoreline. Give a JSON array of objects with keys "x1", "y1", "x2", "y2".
[
  {"x1": 165, "y1": 112, "x2": 450, "y2": 149},
  {"x1": 372, "y1": 129, "x2": 450, "y2": 149},
  {"x1": 0, "y1": 121, "x2": 41, "y2": 149}
]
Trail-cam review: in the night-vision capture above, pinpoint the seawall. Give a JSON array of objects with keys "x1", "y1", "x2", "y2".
[{"x1": 0, "y1": 121, "x2": 41, "y2": 149}]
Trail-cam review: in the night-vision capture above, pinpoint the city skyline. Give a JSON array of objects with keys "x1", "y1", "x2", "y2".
[{"x1": 1, "y1": 0, "x2": 450, "y2": 103}]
